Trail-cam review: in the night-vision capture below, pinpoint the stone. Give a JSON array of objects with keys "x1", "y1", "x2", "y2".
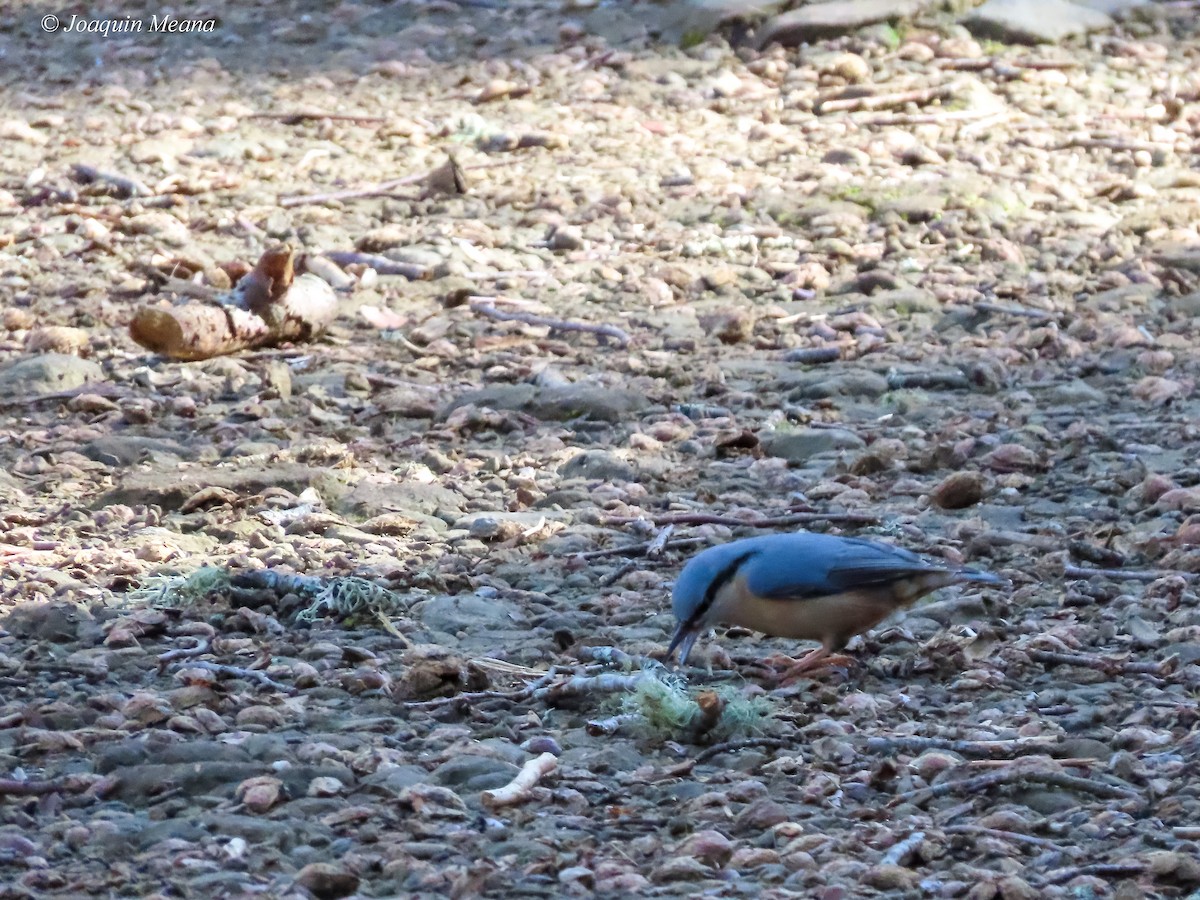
[
  {"x1": 761, "y1": 428, "x2": 864, "y2": 464},
  {"x1": 559, "y1": 450, "x2": 637, "y2": 482},
  {"x1": 0, "y1": 353, "x2": 103, "y2": 395},
  {"x1": 785, "y1": 370, "x2": 889, "y2": 399},
  {"x1": 415, "y1": 593, "x2": 528, "y2": 638},
  {"x1": 441, "y1": 383, "x2": 649, "y2": 424},
  {"x1": 963, "y1": 0, "x2": 1113, "y2": 44},
  {"x1": 1035, "y1": 380, "x2": 1108, "y2": 407},
  {"x1": 430, "y1": 755, "x2": 520, "y2": 792},
  {"x1": 757, "y1": 0, "x2": 934, "y2": 45}
]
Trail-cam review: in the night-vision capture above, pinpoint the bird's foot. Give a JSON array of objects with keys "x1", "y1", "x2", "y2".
[{"x1": 757, "y1": 649, "x2": 856, "y2": 687}]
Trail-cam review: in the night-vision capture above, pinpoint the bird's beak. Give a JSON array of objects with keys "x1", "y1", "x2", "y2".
[{"x1": 666, "y1": 621, "x2": 700, "y2": 666}]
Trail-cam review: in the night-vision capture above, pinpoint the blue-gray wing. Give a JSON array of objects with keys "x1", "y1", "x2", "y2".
[{"x1": 743, "y1": 536, "x2": 942, "y2": 600}]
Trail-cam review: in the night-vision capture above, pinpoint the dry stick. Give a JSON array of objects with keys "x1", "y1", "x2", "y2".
[
  {"x1": 892, "y1": 766, "x2": 1142, "y2": 807},
  {"x1": 173, "y1": 661, "x2": 295, "y2": 694},
  {"x1": 601, "y1": 511, "x2": 879, "y2": 528},
  {"x1": 973, "y1": 302, "x2": 1057, "y2": 319},
  {"x1": 942, "y1": 824, "x2": 1061, "y2": 850},
  {"x1": 156, "y1": 637, "x2": 212, "y2": 668},
  {"x1": 532, "y1": 672, "x2": 645, "y2": 702},
  {"x1": 0, "y1": 775, "x2": 94, "y2": 797},
  {"x1": 280, "y1": 159, "x2": 515, "y2": 207},
  {"x1": 881, "y1": 832, "x2": 925, "y2": 866},
  {"x1": 816, "y1": 83, "x2": 956, "y2": 114},
  {"x1": 321, "y1": 251, "x2": 430, "y2": 280},
  {"x1": 586, "y1": 712, "x2": 642, "y2": 736},
  {"x1": 575, "y1": 536, "x2": 706, "y2": 561},
  {"x1": 1064, "y1": 564, "x2": 1199, "y2": 582},
  {"x1": 598, "y1": 561, "x2": 638, "y2": 588},
  {"x1": 936, "y1": 57, "x2": 1080, "y2": 72},
  {"x1": 469, "y1": 297, "x2": 631, "y2": 348},
  {"x1": 248, "y1": 112, "x2": 386, "y2": 124},
  {"x1": 405, "y1": 665, "x2": 577, "y2": 709},
  {"x1": 481, "y1": 752, "x2": 558, "y2": 808},
  {"x1": 1025, "y1": 647, "x2": 1176, "y2": 677},
  {"x1": 1045, "y1": 862, "x2": 1145, "y2": 885},
  {"x1": 866, "y1": 735, "x2": 1068, "y2": 759}
]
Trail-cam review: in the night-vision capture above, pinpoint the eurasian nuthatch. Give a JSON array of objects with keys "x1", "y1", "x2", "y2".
[{"x1": 667, "y1": 532, "x2": 1005, "y2": 671}]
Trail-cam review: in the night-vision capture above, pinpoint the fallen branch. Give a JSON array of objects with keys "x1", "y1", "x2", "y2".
[
  {"x1": 248, "y1": 111, "x2": 386, "y2": 125},
  {"x1": 574, "y1": 536, "x2": 706, "y2": 560},
  {"x1": 598, "y1": 560, "x2": 638, "y2": 588},
  {"x1": 586, "y1": 712, "x2": 642, "y2": 736},
  {"x1": 469, "y1": 296, "x2": 631, "y2": 348},
  {"x1": 816, "y1": 83, "x2": 956, "y2": 114},
  {"x1": 156, "y1": 637, "x2": 212, "y2": 670},
  {"x1": 1025, "y1": 647, "x2": 1176, "y2": 677},
  {"x1": 280, "y1": 156, "x2": 495, "y2": 208},
  {"x1": 866, "y1": 735, "x2": 1068, "y2": 759},
  {"x1": 973, "y1": 302, "x2": 1057, "y2": 320},
  {"x1": 1045, "y1": 862, "x2": 1145, "y2": 885},
  {"x1": 600, "y1": 511, "x2": 879, "y2": 528},
  {"x1": 881, "y1": 832, "x2": 925, "y2": 866},
  {"x1": 891, "y1": 763, "x2": 1142, "y2": 807},
  {"x1": 942, "y1": 824, "x2": 1060, "y2": 850},
  {"x1": 322, "y1": 251, "x2": 431, "y2": 280},
  {"x1": 481, "y1": 752, "x2": 557, "y2": 808},
  {"x1": 173, "y1": 660, "x2": 295, "y2": 694},
  {"x1": 0, "y1": 775, "x2": 96, "y2": 797},
  {"x1": 532, "y1": 672, "x2": 645, "y2": 702},
  {"x1": 130, "y1": 246, "x2": 337, "y2": 360},
  {"x1": 1063, "y1": 564, "x2": 1200, "y2": 582}
]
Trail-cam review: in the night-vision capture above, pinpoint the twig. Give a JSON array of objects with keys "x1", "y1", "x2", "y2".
[
  {"x1": 586, "y1": 713, "x2": 642, "y2": 735},
  {"x1": 481, "y1": 752, "x2": 557, "y2": 808},
  {"x1": 881, "y1": 832, "x2": 925, "y2": 866},
  {"x1": 692, "y1": 736, "x2": 791, "y2": 765},
  {"x1": 1025, "y1": 647, "x2": 1176, "y2": 677},
  {"x1": 973, "y1": 302, "x2": 1056, "y2": 319},
  {"x1": 816, "y1": 83, "x2": 956, "y2": 114},
  {"x1": 532, "y1": 672, "x2": 645, "y2": 702},
  {"x1": 1063, "y1": 564, "x2": 1200, "y2": 582},
  {"x1": 280, "y1": 159, "x2": 514, "y2": 207},
  {"x1": 322, "y1": 252, "x2": 430, "y2": 280},
  {"x1": 574, "y1": 646, "x2": 663, "y2": 671},
  {"x1": 156, "y1": 637, "x2": 212, "y2": 670},
  {"x1": 172, "y1": 661, "x2": 295, "y2": 694},
  {"x1": 892, "y1": 764, "x2": 1142, "y2": 807},
  {"x1": 469, "y1": 297, "x2": 631, "y2": 348},
  {"x1": 600, "y1": 511, "x2": 879, "y2": 528},
  {"x1": 942, "y1": 825, "x2": 1061, "y2": 850},
  {"x1": 866, "y1": 735, "x2": 1067, "y2": 759},
  {"x1": 0, "y1": 775, "x2": 95, "y2": 797},
  {"x1": 574, "y1": 537, "x2": 705, "y2": 560},
  {"x1": 1045, "y1": 862, "x2": 1145, "y2": 885},
  {"x1": 936, "y1": 57, "x2": 1080, "y2": 72},
  {"x1": 248, "y1": 111, "x2": 385, "y2": 124},
  {"x1": 598, "y1": 560, "x2": 637, "y2": 588}
]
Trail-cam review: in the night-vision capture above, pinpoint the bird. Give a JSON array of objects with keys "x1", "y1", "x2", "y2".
[{"x1": 667, "y1": 532, "x2": 1006, "y2": 676}]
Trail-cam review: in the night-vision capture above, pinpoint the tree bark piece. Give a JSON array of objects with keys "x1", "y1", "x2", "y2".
[{"x1": 130, "y1": 246, "x2": 337, "y2": 360}]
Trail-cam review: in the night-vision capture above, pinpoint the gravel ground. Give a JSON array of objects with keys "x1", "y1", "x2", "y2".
[{"x1": 3, "y1": 1, "x2": 1200, "y2": 897}]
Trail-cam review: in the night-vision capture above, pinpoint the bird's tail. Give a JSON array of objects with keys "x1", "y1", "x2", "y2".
[{"x1": 955, "y1": 568, "x2": 1008, "y2": 586}]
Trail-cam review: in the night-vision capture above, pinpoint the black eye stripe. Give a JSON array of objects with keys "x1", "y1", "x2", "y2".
[{"x1": 687, "y1": 550, "x2": 758, "y2": 627}]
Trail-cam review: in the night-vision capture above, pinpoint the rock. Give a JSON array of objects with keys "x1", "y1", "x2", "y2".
[
  {"x1": 761, "y1": 428, "x2": 864, "y2": 464},
  {"x1": 104, "y1": 464, "x2": 337, "y2": 511},
  {"x1": 560, "y1": 450, "x2": 637, "y2": 482},
  {"x1": 2, "y1": 602, "x2": 94, "y2": 643},
  {"x1": 757, "y1": 0, "x2": 934, "y2": 45},
  {"x1": 0, "y1": 353, "x2": 103, "y2": 395},
  {"x1": 785, "y1": 371, "x2": 889, "y2": 399},
  {"x1": 1035, "y1": 380, "x2": 1107, "y2": 407},
  {"x1": 430, "y1": 755, "x2": 520, "y2": 792},
  {"x1": 442, "y1": 383, "x2": 649, "y2": 424},
  {"x1": 293, "y1": 863, "x2": 359, "y2": 900},
  {"x1": 1069, "y1": 0, "x2": 1147, "y2": 16},
  {"x1": 962, "y1": 0, "x2": 1113, "y2": 43},
  {"x1": 415, "y1": 593, "x2": 528, "y2": 638},
  {"x1": 931, "y1": 471, "x2": 986, "y2": 509},
  {"x1": 81, "y1": 436, "x2": 193, "y2": 466}
]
